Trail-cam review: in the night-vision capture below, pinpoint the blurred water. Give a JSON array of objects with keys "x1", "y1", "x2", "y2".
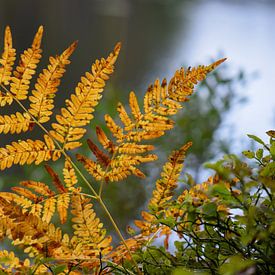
[{"x1": 172, "y1": 0, "x2": 275, "y2": 152}]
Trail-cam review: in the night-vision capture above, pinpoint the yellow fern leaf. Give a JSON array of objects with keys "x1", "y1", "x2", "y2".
[
  {"x1": 28, "y1": 41, "x2": 77, "y2": 123},
  {"x1": 129, "y1": 91, "x2": 142, "y2": 120},
  {"x1": 0, "y1": 135, "x2": 61, "y2": 170},
  {"x1": 149, "y1": 142, "x2": 192, "y2": 211},
  {"x1": 104, "y1": 114, "x2": 124, "y2": 142},
  {"x1": 63, "y1": 158, "x2": 78, "y2": 190},
  {"x1": 87, "y1": 59, "x2": 225, "y2": 182},
  {"x1": 76, "y1": 154, "x2": 105, "y2": 181},
  {"x1": 10, "y1": 26, "x2": 43, "y2": 101},
  {"x1": 71, "y1": 194, "x2": 112, "y2": 256},
  {"x1": 0, "y1": 112, "x2": 32, "y2": 134},
  {"x1": 117, "y1": 102, "x2": 132, "y2": 129},
  {"x1": 20, "y1": 180, "x2": 55, "y2": 197},
  {"x1": 45, "y1": 164, "x2": 67, "y2": 193},
  {"x1": 57, "y1": 193, "x2": 70, "y2": 224},
  {"x1": 0, "y1": 26, "x2": 16, "y2": 91},
  {"x1": 29, "y1": 203, "x2": 43, "y2": 218},
  {"x1": 117, "y1": 143, "x2": 154, "y2": 154},
  {"x1": 0, "y1": 192, "x2": 33, "y2": 210},
  {"x1": 11, "y1": 186, "x2": 39, "y2": 202},
  {"x1": 42, "y1": 196, "x2": 56, "y2": 223},
  {"x1": 50, "y1": 43, "x2": 121, "y2": 151},
  {"x1": 96, "y1": 126, "x2": 115, "y2": 152},
  {"x1": 0, "y1": 250, "x2": 21, "y2": 272}
]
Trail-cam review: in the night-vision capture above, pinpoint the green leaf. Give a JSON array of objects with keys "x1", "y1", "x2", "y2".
[
  {"x1": 52, "y1": 265, "x2": 67, "y2": 274},
  {"x1": 247, "y1": 134, "x2": 265, "y2": 145},
  {"x1": 219, "y1": 255, "x2": 255, "y2": 275},
  {"x1": 211, "y1": 183, "x2": 231, "y2": 197},
  {"x1": 270, "y1": 142, "x2": 275, "y2": 158},
  {"x1": 172, "y1": 268, "x2": 207, "y2": 275},
  {"x1": 256, "y1": 148, "x2": 263, "y2": 159},
  {"x1": 242, "y1": 150, "x2": 255, "y2": 159},
  {"x1": 260, "y1": 162, "x2": 275, "y2": 177},
  {"x1": 202, "y1": 202, "x2": 217, "y2": 217}
]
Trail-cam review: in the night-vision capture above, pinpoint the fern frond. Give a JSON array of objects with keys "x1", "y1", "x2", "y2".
[
  {"x1": 9, "y1": 26, "x2": 43, "y2": 101},
  {"x1": 0, "y1": 26, "x2": 16, "y2": 106},
  {"x1": 50, "y1": 43, "x2": 121, "y2": 151},
  {"x1": 71, "y1": 194, "x2": 112, "y2": 256},
  {"x1": 0, "y1": 250, "x2": 31, "y2": 273},
  {"x1": 149, "y1": 142, "x2": 192, "y2": 211},
  {"x1": 0, "y1": 197, "x2": 73, "y2": 258},
  {"x1": 78, "y1": 59, "x2": 225, "y2": 183},
  {"x1": 42, "y1": 196, "x2": 56, "y2": 223},
  {"x1": 20, "y1": 180, "x2": 55, "y2": 197},
  {"x1": 0, "y1": 135, "x2": 61, "y2": 170},
  {"x1": 28, "y1": 41, "x2": 77, "y2": 123},
  {"x1": 57, "y1": 193, "x2": 70, "y2": 224},
  {"x1": 134, "y1": 143, "x2": 192, "y2": 245},
  {"x1": 63, "y1": 158, "x2": 78, "y2": 190},
  {"x1": 0, "y1": 112, "x2": 32, "y2": 134},
  {"x1": 45, "y1": 164, "x2": 67, "y2": 193},
  {"x1": 0, "y1": 192, "x2": 33, "y2": 211},
  {"x1": 11, "y1": 186, "x2": 39, "y2": 202},
  {"x1": 108, "y1": 235, "x2": 146, "y2": 265}
]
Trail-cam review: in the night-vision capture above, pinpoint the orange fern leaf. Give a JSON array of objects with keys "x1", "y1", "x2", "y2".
[
  {"x1": 10, "y1": 26, "x2": 43, "y2": 101},
  {"x1": 50, "y1": 42, "x2": 121, "y2": 151},
  {"x1": 63, "y1": 158, "x2": 78, "y2": 190},
  {"x1": 71, "y1": 194, "x2": 112, "y2": 256},
  {"x1": 0, "y1": 26, "x2": 16, "y2": 106},
  {"x1": 0, "y1": 135, "x2": 61, "y2": 170},
  {"x1": 149, "y1": 142, "x2": 192, "y2": 211},
  {"x1": 28, "y1": 41, "x2": 77, "y2": 123},
  {"x1": 42, "y1": 196, "x2": 56, "y2": 223},
  {"x1": 81, "y1": 59, "x2": 225, "y2": 182},
  {"x1": 20, "y1": 180, "x2": 55, "y2": 197},
  {"x1": 0, "y1": 112, "x2": 32, "y2": 134},
  {"x1": 57, "y1": 193, "x2": 70, "y2": 224},
  {"x1": 44, "y1": 164, "x2": 67, "y2": 193}
]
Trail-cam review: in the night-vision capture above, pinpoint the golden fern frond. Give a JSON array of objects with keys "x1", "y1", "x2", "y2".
[
  {"x1": 108, "y1": 235, "x2": 147, "y2": 265},
  {"x1": 0, "y1": 250, "x2": 32, "y2": 273},
  {"x1": 20, "y1": 180, "x2": 55, "y2": 197},
  {"x1": 77, "y1": 60, "x2": 224, "y2": 183},
  {"x1": 10, "y1": 26, "x2": 43, "y2": 101},
  {"x1": 0, "y1": 112, "x2": 32, "y2": 134},
  {"x1": 0, "y1": 192, "x2": 33, "y2": 212},
  {"x1": 28, "y1": 41, "x2": 77, "y2": 123},
  {"x1": 11, "y1": 186, "x2": 40, "y2": 202},
  {"x1": 45, "y1": 164, "x2": 67, "y2": 193},
  {"x1": 63, "y1": 158, "x2": 78, "y2": 190},
  {"x1": 0, "y1": 26, "x2": 16, "y2": 106},
  {"x1": 6, "y1": 168, "x2": 72, "y2": 224},
  {"x1": 41, "y1": 196, "x2": 56, "y2": 223},
  {"x1": 71, "y1": 194, "x2": 112, "y2": 257},
  {"x1": 149, "y1": 142, "x2": 192, "y2": 211},
  {"x1": 134, "y1": 143, "x2": 192, "y2": 247},
  {"x1": 57, "y1": 193, "x2": 70, "y2": 224},
  {"x1": 50, "y1": 42, "x2": 121, "y2": 151},
  {"x1": 0, "y1": 134, "x2": 61, "y2": 170},
  {"x1": 0, "y1": 196, "x2": 73, "y2": 259}
]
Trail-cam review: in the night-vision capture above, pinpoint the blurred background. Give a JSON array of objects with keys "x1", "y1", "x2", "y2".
[{"x1": 0, "y1": 0, "x2": 274, "y2": 240}]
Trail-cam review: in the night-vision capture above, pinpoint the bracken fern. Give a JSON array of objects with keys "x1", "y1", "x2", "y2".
[{"x1": 0, "y1": 26, "x2": 225, "y2": 274}]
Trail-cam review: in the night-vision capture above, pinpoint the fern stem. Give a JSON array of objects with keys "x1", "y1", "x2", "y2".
[{"x1": 0, "y1": 83, "x2": 141, "y2": 274}]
